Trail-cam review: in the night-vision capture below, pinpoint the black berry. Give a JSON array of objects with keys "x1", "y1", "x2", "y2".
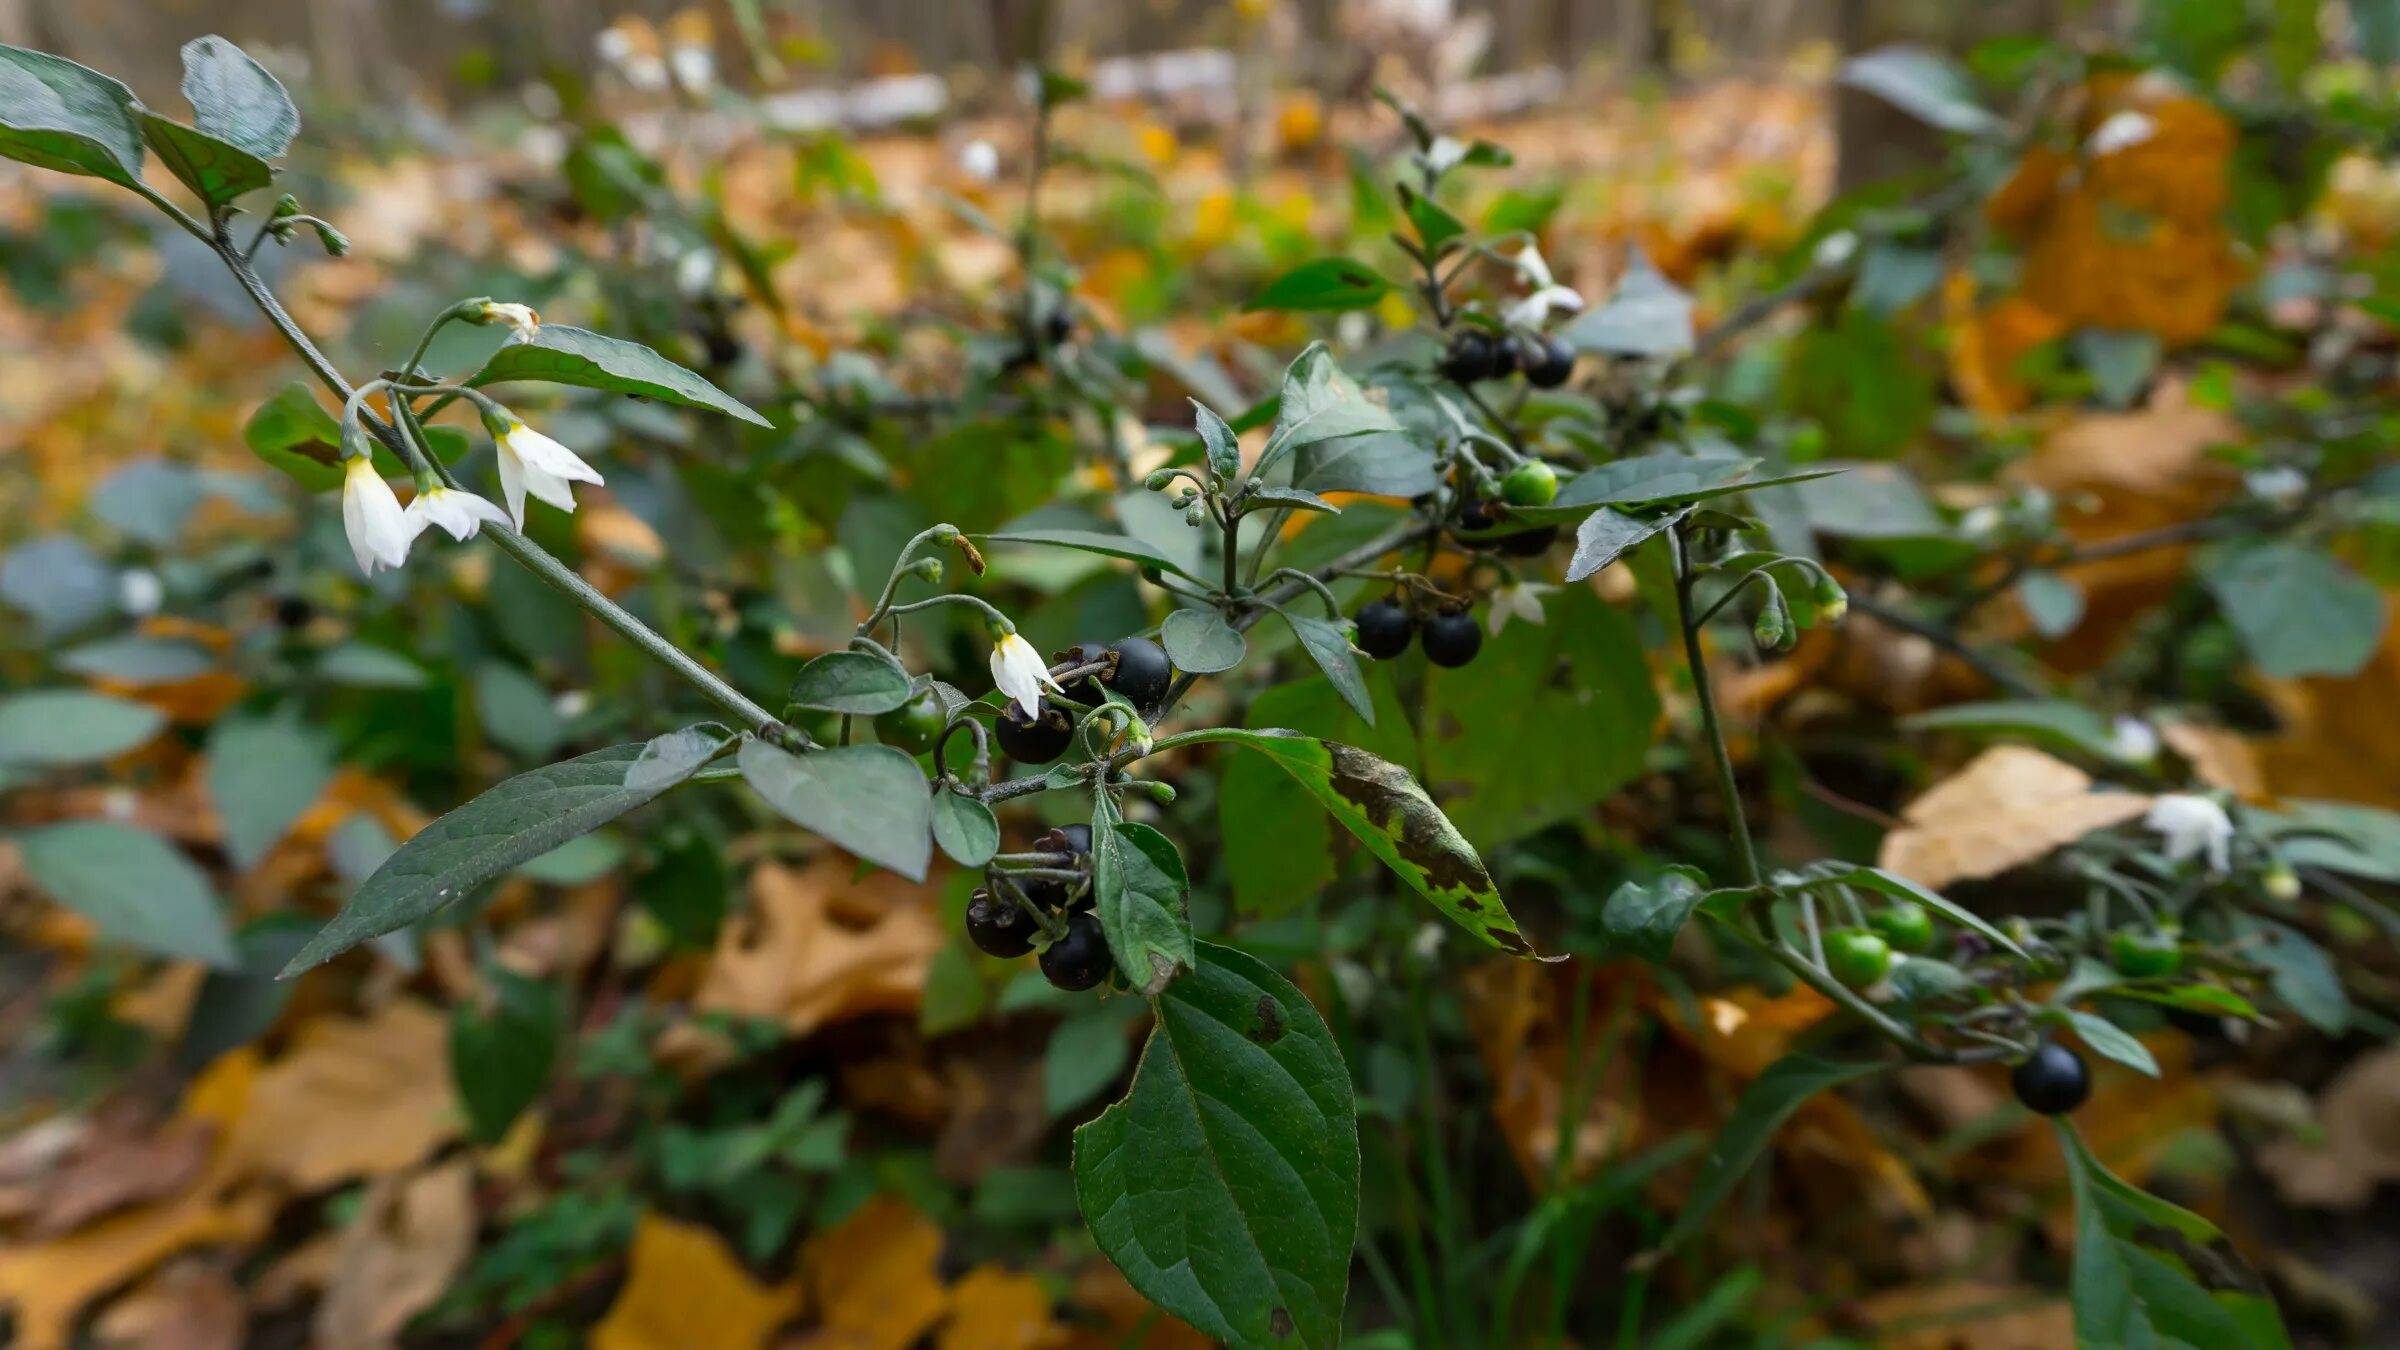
[
  {"x1": 1040, "y1": 910, "x2": 1112, "y2": 991},
  {"x1": 1494, "y1": 524, "x2": 1558, "y2": 557},
  {"x1": 1523, "y1": 334, "x2": 1576, "y2": 388},
  {"x1": 1452, "y1": 495, "x2": 1500, "y2": 543},
  {"x1": 273, "y1": 595, "x2": 314, "y2": 630},
  {"x1": 965, "y1": 887, "x2": 1036, "y2": 958},
  {"x1": 1488, "y1": 332, "x2": 1522, "y2": 378},
  {"x1": 1354, "y1": 600, "x2": 1415, "y2": 660},
  {"x1": 1104, "y1": 637, "x2": 1173, "y2": 711},
  {"x1": 1060, "y1": 641, "x2": 1109, "y2": 706},
  {"x1": 1044, "y1": 308, "x2": 1074, "y2": 345},
  {"x1": 2011, "y1": 1041, "x2": 2092, "y2": 1116},
  {"x1": 994, "y1": 704, "x2": 1074, "y2": 763},
  {"x1": 1438, "y1": 331, "x2": 1496, "y2": 383},
  {"x1": 1421, "y1": 610, "x2": 1482, "y2": 667}
]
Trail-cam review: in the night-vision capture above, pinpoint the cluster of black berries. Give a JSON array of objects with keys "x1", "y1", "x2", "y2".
[
  {"x1": 1354, "y1": 597, "x2": 1481, "y2": 668},
  {"x1": 1438, "y1": 329, "x2": 1576, "y2": 389},
  {"x1": 994, "y1": 636, "x2": 1172, "y2": 763},
  {"x1": 964, "y1": 823, "x2": 1111, "y2": 991}
]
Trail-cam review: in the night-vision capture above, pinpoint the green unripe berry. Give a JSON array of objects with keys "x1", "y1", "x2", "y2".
[
  {"x1": 1823, "y1": 929, "x2": 1893, "y2": 988},
  {"x1": 1500, "y1": 460, "x2": 1560, "y2": 507},
  {"x1": 1868, "y1": 901, "x2": 1935, "y2": 954},
  {"x1": 2109, "y1": 927, "x2": 2183, "y2": 979}
]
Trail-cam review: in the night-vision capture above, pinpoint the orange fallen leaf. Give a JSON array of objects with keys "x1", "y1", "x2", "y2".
[
  {"x1": 222, "y1": 1000, "x2": 459, "y2": 1192},
  {"x1": 593, "y1": 1213, "x2": 800, "y2": 1350},
  {"x1": 796, "y1": 1194, "x2": 948, "y2": 1350},
  {"x1": 684, "y1": 857, "x2": 944, "y2": 1041},
  {"x1": 936, "y1": 1266, "x2": 1066, "y2": 1350},
  {"x1": 1878, "y1": 746, "x2": 2152, "y2": 891},
  {"x1": 1844, "y1": 1281, "x2": 2073, "y2": 1349}
]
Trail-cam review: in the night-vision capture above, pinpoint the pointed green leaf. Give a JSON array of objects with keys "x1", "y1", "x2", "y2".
[
  {"x1": 1075, "y1": 942, "x2": 1357, "y2": 1349},
  {"x1": 281, "y1": 742, "x2": 711, "y2": 976},
  {"x1": 1271, "y1": 608, "x2": 1374, "y2": 726},
  {"x1": 1258, "y1": 343, "x2": 1404, "y2": 473},
  {"x1": 1599, "y1": 866, "x2": 1723, "y2": 963},
  {"x1": 2066, "y1": 1010, "x2": 2160, "y2": 1077},
  {"x1": 140, "y1": 113, "x2": 272, "y2": 207},
  {"x1": 0, "y1": 689, "x2": 166, "y2": 767},
  {"x1": 469, "y1": 324, "x2": 770, "y2": 426},
  {"x1": 787, "y1": 649, "x2": 913, "y2": 715},
  {"x1": 1193, "y1": 399, "x2": 1242, "y2": 485},
  {"x1": 1565, "y1": 506, "x2": 1685, "y2": 581},
  {"x1": 737, "y1": 739, "x2": 930, "y2": 881},
  {"x1": 205, "y1": 709, "x2": 335, "y2": 871},
  {"x1": 58, "y1": 635, "x2": 216, "y2": 683},
  {"x1": 982, "y1": 528, "x2": 1204, "y2": 582},
  {"x1": 624, "y1": 724, "x2": 733, "y2": 793},
  {"x1": 2202, "y1": 542, "x2": 2386, "y2": 679},
  {"x1": 1562, "y1": 246, "x2": 1694, "y2": 357},
  {"x1": 1650, "y1": 1054, "x2": 1887, "y2": 1256},
  {"x1": 1902, "y1": 698, "x2": 2128, "y2": 762},
  {"x1": 450, "y1": 966, "x2": 563, "y2": 1143},
  {"x1": 1090, "y1": 796, "x2": 1192, "y2": 997},
  {"x1": 2059, "y1": 1122, "x2": 2292, "y2": 1349},
  {"x1": 1246, "y1": 256, "x2": 1391, "y2": 313},
  {"x1": 0, "y1": 44, "x2": 145, "y2": 186},
  {"x1": 178, "y1": 35, "x2": 298, "y2": 159},
  {"x1": 19, "y1": 820, "x2": 236, "y2": 966}
]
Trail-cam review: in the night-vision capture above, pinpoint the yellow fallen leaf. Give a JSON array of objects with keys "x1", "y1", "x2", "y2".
[
  {"x1": 0, "y1": 1175, "x2": 271, "y2": 1350},
  {"x1": 797, "y1": 1195, "x2": 948, "y2": 1350},
  {"x1": 593, "y1": 1213, "x2": 800, "y2": 1350},
  {"x1": 1878, "y1": 746, "x2": 2153, "y2": 891},
  {"x1": 686, "y1": 858, "x2": 944, "y2": 1040},
  {"x1": 937, "y1": 1266, "x2": 1065, "y2": 1350},
  {"x1": 223, "y1": 1001, "x2": 459, "y2": 1191}
]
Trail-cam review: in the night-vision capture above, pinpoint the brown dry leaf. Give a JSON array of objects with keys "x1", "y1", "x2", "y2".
[
  {"x1": 313, "y1": 1158, "x2": 477, "y2": 1350},
  {"x1": 1845, "y1": 1281, "x2": 2073, "y2": 1349},
  {"x1": 88, "y1": 1259, "x2": 247, "y2": 1350},
  {"x1": 31, "y1": 1115, "x2": 214, "y2": 1238},
  {"x1": 1459, "y1": 960, "x2": 1644, "y2": 1190},
  {"x1": 593, "y1": 1213, "x2": 800, "y2": 1350},
  {"x1": 795, "y1": 1194, "x2": 948, "y2": 1350},
  {"x1": 935, "y1": 1267, "x2": 1065, "y2": 1350},
  {"x1": 2258, "y1": 611, "x2": 2400, "y2": 809},
  {"x1": 1878, "y1": 746, "x2": 2152, "y2": 891},
  {"x1": 1666, "y1": 984, "x2": 1838, "y2": 1080},
  {"x1": 2256, "y1": 1044, "x2": 2400, "y2": 1210},
  {"x1": 685, "y1": 858, "x2": 943, "y2": 1040},
  {"x1": 0, "y1": 1174, "x2": 270, "y2": 1350},
  {"x1": 224, "y1": 1000, "x2": 459, "y2": 1192},
  {"x1": 2158, "y1": 721, "x2": 2265, "y2": 800}
]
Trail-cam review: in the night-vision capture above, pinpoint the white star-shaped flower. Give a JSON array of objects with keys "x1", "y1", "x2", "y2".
[
  {"x1": 989, "y1": 631, "x2": 1064, "y2": 720},
  {"x1": 493, "y1": 419, "x2": 604, "y2": 528},
  {"x1": 341, "y1": 457, "x2": 412, "y2": 576},
  {"x1": 1485, "y1": 581, "x2": 1555, "y2": 636},
  {"x1": 2146, "y1": 794, "x2": 2234, "y2": 874},
  {"x1": 403, "y1": 486, "x2": 513, "y2": 543}
]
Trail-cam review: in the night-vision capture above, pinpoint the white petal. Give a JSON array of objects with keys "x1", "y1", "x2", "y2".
[
  {"x1": 342, "y1": 459, "x2": 411, "y2": 575},
  {"x1": 503, "y1": 424, "x2": 604, "y2": 485},
  {"x1": 407, "y1": 488, "x2": 512, "y2": 542},
  {"x1": 495, "y1": 442, "x2": 530, "y2": 528},
  {"x1": 2087, "y1": 111, "x2": 2157, "y2": 158}
]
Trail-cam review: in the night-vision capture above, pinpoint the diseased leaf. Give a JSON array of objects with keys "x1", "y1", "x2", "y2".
[
  {"x1": 2059, "y1": 1122, "x2": 2292, "y2": 1349},
  {"x1": 1075, "y1": 942, "x2": 1357, "y2": 1349},
  {"x1": 787, "y1": 650, "x2": 913, "y2": 715},
  {"x1": 0, "y1": 43, "x2": 145, "y2": 186},
  {"x1": 178, "y1": 35, "x2": 298, "y2": 158},
  {"x1": 469, "y1": 324, "x2": 770, "y2": 426},
  {"x1": 0, "y1": 689, "x2": 166, "y2": 767},
  {"x1": 1650, "y1": 1055, "x2": 1887, "y2": 1256},
  {"x1": 737, "y1": 739, "x2": 931, "y2": 881},
  {"x1": 1162, "y1": 608, "x2": 1246, "y2": 674},
  {"x1": 282, "y1": 742, "x2": 713, "y2": 976},
  {"x1": 1090, "y1": 797, "x2": 1192, "y2": 996},
  {"x1": 19, "y1": 820, "x2": 237, "y2": 966}
]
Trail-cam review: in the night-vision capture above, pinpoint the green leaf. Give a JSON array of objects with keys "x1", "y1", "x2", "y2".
[
  {"x1": 1090, "y1": 797, "x2": 1194, "y2": 996},
  {"x1": 469, "y1": 324, "x2": 770, "y2": 427},
  {"x1": 1244, "y1": 484, "x2": 1340, "y2": 514},
  {"x1": 205, "y1": 710, "x2": 335, "y2": 871},
  {"x1": 2066, "y1": 1010, "x2": 2160, "y2": 1077},
  {"x1": 1046, "y1": 1003, "x2": 1139, "y2": 1118},
  {"x1": 1182, "y1": 729, "x2": 1550, "y2": 958},
  {"x1": 1258, "y1": 343, "x2": 1405, "y2": 474},
  {"x1": 1903, "y1": 698, "x2": 2128, "y2": 762},
  {"x1": 1839, "y1": 44, "x2": 2002, "y2": 135},
  {"x1": 281, "y1": 742, "x2": 712, "y2": 977},
  {"x1": 2074, "y1": 329, "x2": 2162, "y2": 409},
  {"x1": 1273, "y1": 608, "x2": 1374, "y2": 725},
  {"x1": 624, "y1": 725, "x2": 732, "y2": 794},
  {"x1": 1162, "y1": 608, "x2": 1246, "y2": 674},
  {"x1": 2058, "y1": 1121, "x2": 2292, "y2": 1350},
  {"x1": 178, "y1": 35, "x2": 298, "y2": 159},
  {"x1": 1219, "y1": 676, "x2": 1407, "y2": 917},
  {"x1": 1599, "y1": 867, "x2": 1719, "y2": 963},
  {"x1": 983, "y1": 528, "x2": 1203, "y2": 582},
  {"x1": 1291, "y1": 428, "x2": 1439, "y2": 499},
  {"x1": 2238, "y1": 916, "x2": 2349, "y2": 1036},
  {"x1": 19, "y1": 821, "x2": 236, "y2": 966},
  {"x1": 1075, "y1": 942, "x2": 1357, "y2": 1349},
  {"x1": 1514, "y1": 453, "x2": 1755, "y2": 522},
  {"x1": 932, "y1": 790, "x2": 999, "y2": 868},
  {"x1": 1565, "y1": 506, "x2": 1684, "y2": 582},
  {"x1": 2264, "y1": 799, "x2": 2400, "y2": 880},
  {"x1": 243, "y1": 382, "x2": 466, "y2": 489},
  {"x1": 1194, "y1": 399, "x2": 1242, "y2": 484},
  {"x1": 787, "y1": 650, "x2": 913, "y2": 715},
  {"x1": 449, "y1": 966, "x2": 564, "y2": 1144},
  {"x1": 0, "y1": 44, "x2": 144, "y2": 186},
  {"x1": 139, "y1": 113, "x2": 272, "y2": 208},
  {"x1": 1652, "y1": 1055, "x2": 1886, "y2": 1256},
  {"x1": 2202, "y1": 542, "x2": 2386, "y2": 679},
  {"x1": 179, "y1": 917, "x2": 314, "y2": 1070},
  {"x1": 474, "y1": 662, "x2": 565, "y2": 760},
  {"x1": 1421, "y1": 587, "x2": 1656, "y2": 847},
  {"x1": 317, "y1": 641, "x2": 429, "y2": 689},
  {"x1": 1562, "y1": 247, "x2": 1693, "y2": 357},
  {"x1": 736, "y1": 739, "x2": 931, "y2": 881},
  {"x1": 2017, "y1": 570, "x2": 2087, "y2": 638},
  {"x1": 57, "y1": 635, "x2": 215, "y2": 683},
  {"x1": 0, "y1": 689, "x2": 166, "y2": 767},
  {"x1": 1810, "y1": 865, "x2": 2027, "y2": 957},
  {"x1": 1246, "y1": 257, "x2": 1392, "y2": 313},
  {"x1": 1401, "y1": 185, "x2": 1466, "y2": 253}
]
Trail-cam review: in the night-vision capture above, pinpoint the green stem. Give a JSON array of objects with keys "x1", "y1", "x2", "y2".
[{"x1": 1669, "y1": 527, "x2": 1763, "y2": 889}]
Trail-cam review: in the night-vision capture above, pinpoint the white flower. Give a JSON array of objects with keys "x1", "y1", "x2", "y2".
[
  {"x1": 1957, "y1": 504, "x2": 2004, "y2": 541},
  {"x1": 2245, "y1": 465, "x2": 2307, "y2": 507},
  {"x1": 989, "y1": 631, "x2": 1063, "y2": 720},
  {"x1": 669, "y1": 43, "x2": 716, "y2": 94},
  {"x1": 553, "y1": 689, "x2": 592, "y2": 720},
  {"x1": 1424, "y1": 135, "x2": 1467, "y2": 174},
  {"x1": 2111, "y1": 716, "x2": 2161, "y2": 765},
  {"x1": 341, "y1": 457, "x2": 412, "y2": 576},
  {"x1": 1516, "y1": 241, "x2": 1561, "y2": 289},
  {"x1": 2146, "y1": 794, "x2": 2234, "y2": 874},
  {"x1": 1813, "y1": 229, "x2": 1859, "y2": 269},
  {"x1": 958, "y1": 138, "x2": 1001, "y2": 182},
  {"x1": 1485, "y1": 581, "x2": 1555, "y2": 636},
  {"x1": 474, "y1": 301, "x2": 540, "y2": 341},
  {"x1": 2087, "y1": 111, "x2": 2158, "y2": 158},
  {"x1": 493, "y1": 419, "x2": 604, "y2": 528},
  {"x1": 117, "y1": 567, "x2": 162, "y2": 617},
  {"x1": 403, "y1": 486, "x2": 512, "y2": 543},
  {"x1": 1503, "y1": 242, "x2": 1583, "y2": 328}
]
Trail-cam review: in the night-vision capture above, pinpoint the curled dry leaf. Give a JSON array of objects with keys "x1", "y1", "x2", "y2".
[
  {"x1": 313, "y1": 1158, "x2": 476, "y2": 1350},
  {"x1": 1877, "y1": 746, "x2": 2152, "y2": 891},
  {"x1": 1459, "y1": 959, "x2": 1643, "y2": 1190},
  {"x1": 677, "y1": 857, "x2": 943, "y2": 1045},
  {"x1": 2256, "y1": 1044, "x2": 2400, "y2": 1210},
  {"x1": 592, "y1": 1212, "x2": 801, "y2": 1350}
]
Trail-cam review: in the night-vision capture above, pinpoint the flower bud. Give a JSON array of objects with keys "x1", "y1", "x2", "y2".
[
  {"x1": 1144, "y1": 469, "x2": 1177, "y2": 491},
  {"x1": 1133, "y1": 779, "x2": 1178, "y2": 805},
  {"x1": 1811, "y1": 572, "x2": 1848, "y2": 623},
  {"x1": 909, "y1": 557, "x2": 944, "y2": 583},
  {"x1": 1753, "y1": 587, "x2": 1792, "y2": 652},
  {"x1": 2262, "y1": 858, "x2": 2301, "y2": 904},
  {"x1": 272, "y1": 194, "x2": 301, "y2": 218},
  {"x1": 1183, "y1": 501, "x2": 1209, "y2": 526}
]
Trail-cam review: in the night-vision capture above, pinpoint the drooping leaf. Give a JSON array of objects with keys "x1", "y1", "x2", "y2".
[
  {"x1": 1243, "y1": 484, "x2": 1341, "y2": 514},
  {"x1": 205, "y1": 709, "x2": 335, "y2": 871},
  {"x1": 281, "y1": 742, "x2": 714, "y2": 976},
  {"x1": 19, "y1": 820, "x2": 237, "y2": 966},
  {"x1": 1257, "y1": 343, "x2": 1405, "y2": 474},
  {"x1": 1272, "y1": 608, "x2": 1374, "y2": 725},
  {"x1": 450, "y1": 966, "x2": 564, "y2": 1144},
  {"x1": 982, "y1": 528, "x2": 1203, "y2": 582},
  {"x1": 469, "y1": 324, "x2": 770, "y2": 426},
  {"x1": 0, "y1": 44, "x2": 145, "y2": 186},
  {"x1": 1180, "y1": 728, "x2": 1549, "y2": 958},
  {"x1": 2058, "y1": 1122, "x2": 2292, "y2": 1349},
  {"x1": 932, "y1": 789, "x2": 999, "y2": 868},
  {"x1": 2066, "y1": 1010, "x2": 2160, "y2": 1077},
  {"x1": 2202, "y1": 541, "x2": 2386, "y2": 679},
  {"x1": 474, "y1": 661, "x2": 565, "y2": 760},
  {"x1": 1650, "y1": 1055, "x2": 1888, "y2": 1256},
  {"x1": 1839, "y1": 44, "x2": 2003, "y2": 135},
  {"x1": 0, "y1": 689, "x2": 166, "y2": 767},
  {"x1": 1565, "y1": 506, "x2": 1685, "y2": 581},
  {"x1": 1562, "y1": 247, "x2": 1694, "y2": 358},
  {"x1": 139, "y1": 113, "x2": 272, "y2": 207},
  {"x1": 1246, "y1": 256, "x2": 1392, "y2": 312},
  {"x1": 1219, "y1": 675, "x2": 1409, "y2": 917},
  {"x1": 178, "y1": 35, "x2": 298, "y2": 158},
  {"x1": 1162, "y1": 608, "x2": 1246, "y2": 674},
  {"x1": 1599, "y1": 867, "x2": 1726, "y2": 963},
  {"x1": 1090, "y1": 797, "x2": 1193, "y2": 996},
  {"x1": 736, "y1": 739, "x2": 931, "y2": 881},
  {"x1": 1075, "y1": 942, "x2": 1357, "y2": 1349},
  {"x1": 787, "y1": 649, "x2": 913, "y2": 715}
]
